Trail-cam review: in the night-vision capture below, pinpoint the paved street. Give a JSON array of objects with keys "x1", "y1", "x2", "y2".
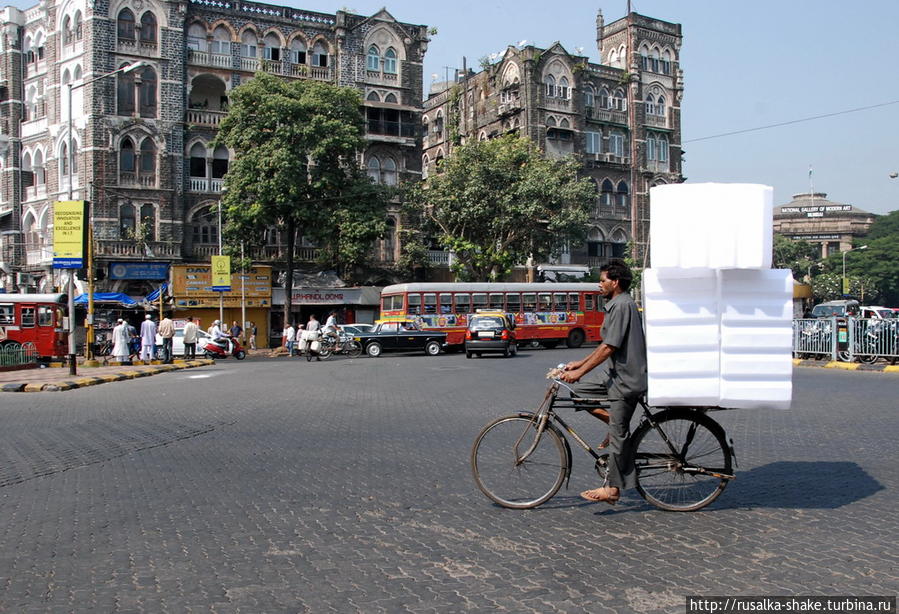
[{"x1": 0, "y1": 349, "x2": 895, "y2": 613}]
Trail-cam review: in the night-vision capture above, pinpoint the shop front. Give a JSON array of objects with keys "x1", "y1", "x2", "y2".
[
  {"x1": 171, "y1": 264, "x2": 273, "y2": 348},
  {"x1": 270, "y1": 286, "x2": 381, "y2": 348}
]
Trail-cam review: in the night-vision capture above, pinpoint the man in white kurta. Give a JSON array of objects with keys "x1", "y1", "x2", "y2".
[
  {"x1": 140, "y1": 314, "x2": 157, "y2": 362},
  {"x1": 111, "y1": 319, "x2": 130, "y2": 363}
]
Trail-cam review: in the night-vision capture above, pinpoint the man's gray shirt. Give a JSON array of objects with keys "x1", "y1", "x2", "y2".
[{"x1": 601, "y1": 292, "x2": 648, "y2": 399}]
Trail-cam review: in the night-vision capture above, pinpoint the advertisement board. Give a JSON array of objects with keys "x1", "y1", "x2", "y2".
[
  {"x1": 211, "y1": 255, "x2": 231, "y2": 291},
  {"x1": 52, "y1": 200, "x2": 88, "y2": 269}
]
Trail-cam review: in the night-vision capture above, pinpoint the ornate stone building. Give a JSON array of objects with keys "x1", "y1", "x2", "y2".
[
  {"x1": 0, "y1": 0, "x2": 428, "y2": 294},
  {"x1": 422, "y1": 10, "x2": 683, "y2": 277},
  {"x1": 774, "y1": 192, "x2": 876, "y2": 258}
]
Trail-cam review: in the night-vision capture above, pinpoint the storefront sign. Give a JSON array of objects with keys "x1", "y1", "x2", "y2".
[
  {"x1": 272, "y1": 287, "x2": 381, "y2": 306},
  {"x1": 52, "y1": 200, "x2": 88, "y2": 269},
  {"x1": 780, "y1": 205, "x2": 853, "y2": 217},
  {"x1": 171, "y1": 264, "x2": 272, "y2": 302},
  {"x1": 211, "y1": 256, "x2": 231, "y2": 291},
  {"x1": 108, "y1": 262, "x2": 170, "y2": 280}
]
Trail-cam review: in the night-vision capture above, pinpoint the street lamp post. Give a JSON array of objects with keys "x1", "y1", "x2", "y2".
[
  {"x1": 67, "y1": 61, "x2": 147, "y2": 370},
  {"x1": 841, "y1": 244, "x2": 868, "y2": 296}
]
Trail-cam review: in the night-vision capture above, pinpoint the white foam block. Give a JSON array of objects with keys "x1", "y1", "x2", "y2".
[
  {"x1": 650, "y1": 183, "x2": 774, "y2": 269},
  {"x1": 718, "y1": 269, "x2": 793, "y2": 409}
]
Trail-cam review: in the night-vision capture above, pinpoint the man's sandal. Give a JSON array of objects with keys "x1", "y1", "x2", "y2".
[{"x1": 580, "y1": 487, "x2": 620, "y2": 505}]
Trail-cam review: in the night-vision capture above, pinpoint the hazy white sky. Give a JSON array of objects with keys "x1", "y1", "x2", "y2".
[{"x1": 9, "y1": 0, "x2": 898, "y2": 214}]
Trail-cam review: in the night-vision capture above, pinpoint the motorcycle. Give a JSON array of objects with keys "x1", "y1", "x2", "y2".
[{"x1": 204, "y1": 335, "x2": 247, "y2": 360}]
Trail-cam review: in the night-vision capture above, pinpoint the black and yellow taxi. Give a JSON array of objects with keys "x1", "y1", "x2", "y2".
[{"x1": 465, "y1": 312, "x2": 517, "y2": 358}]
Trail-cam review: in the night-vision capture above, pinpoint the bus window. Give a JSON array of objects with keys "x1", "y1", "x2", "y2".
[
  {"x1": 538, "y1": 293, "x2": 551, "y2": 311},
  {"x1": 21, "y1": 307, "x2": 35, "y2": 327},
  {"x1": 407, "y1": 293, "x2": 421, "y2": 315},
  {"x1": 439, "y1": 294, "x2": 452, "y2": 314},
  {"x1": 455, "y1": 294, "x2": 471, "y2": 314},
  {"x1": 489, "y1": 293, "x2": 504, "y2": 310},
  {"x1": 585, "y1": 294, "x2": 594, "y2": 311},
  {"x1": 38, "y1": 306, "x2": 53, "y2": 326},
  {"x1": 522, "y1": 293, "x2": 537, "y2": 312},
  {"x1": 472, "y1": 293, "x2": 487, "y2": 311},
  {"x1": 0, "y1": 304, "x2": 13, "y2": 325},
  {"x1": 423, "y1": 293, "x2": 437, "y2": 314},
  {"x1": 553, "y1": 293, "x2": 567, "y2": 311},
  {"x1": 381, "y1": 294, "x2": 402, "y2": 311},
  {"x1": 569, "y1": 293, "x2": 580, "y2": 310},
  {"x1": 506, "y1": 293, "x2": 521, "y2": 313}
]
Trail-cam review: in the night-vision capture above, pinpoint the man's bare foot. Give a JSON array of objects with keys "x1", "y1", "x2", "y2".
[{"x1": 580, "y1": 486, "x2": 620, "y2": 505}]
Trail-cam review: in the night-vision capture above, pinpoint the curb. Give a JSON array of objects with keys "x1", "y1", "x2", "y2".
[
  {"x1": 1, "y1": 359, "x2": 215, "y2": 392},
  {"x1": 792, "y1": 358, "x2": 898, "y2": 373}
]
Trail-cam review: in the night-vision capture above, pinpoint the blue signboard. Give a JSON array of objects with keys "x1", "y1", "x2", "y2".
[{"x1": 108, "y1": 262, "x2": 170, "y2": 280}]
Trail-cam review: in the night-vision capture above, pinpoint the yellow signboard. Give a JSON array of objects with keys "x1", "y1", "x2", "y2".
[
  {"x1": 211, "y1": 255, "x2": 231, "y2": 291},
  {"x1": 842, "y1": 277, "x2": 850, "y2": 295},
  {"x1": 52, "y1": 200, "x2": 88, "y2": 268},
  {"x1": 171, "y1": 264, "x2": 272, "y2": 300}
]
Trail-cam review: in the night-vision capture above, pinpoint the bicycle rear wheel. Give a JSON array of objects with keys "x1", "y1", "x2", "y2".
[
  {"x1": 345, "y1": 340, "x2": 362, "y2": 358},
  {"x1": 633, "y1": 409, "x2": 732, "y2": 512},
  {"x1": 471, "y1": 415, "x2": 567, "y2": 509}
]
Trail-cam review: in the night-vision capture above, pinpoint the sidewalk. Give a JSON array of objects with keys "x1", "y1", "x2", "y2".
[
  {"x1": 0, "y1": 358, "x2": 215, "y2": 392},
  {"x1": 793, "y1": 357, "x2": 899, "y2": 373}
]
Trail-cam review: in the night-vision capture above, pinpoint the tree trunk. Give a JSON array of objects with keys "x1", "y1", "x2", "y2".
[{"x1": 284, "y1": 218, "x2": 296, "y2": 328}]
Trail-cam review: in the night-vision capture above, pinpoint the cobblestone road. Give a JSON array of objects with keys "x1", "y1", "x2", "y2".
[{"x1": 0, "y1": 349, "x2": 895, "y2": 613}]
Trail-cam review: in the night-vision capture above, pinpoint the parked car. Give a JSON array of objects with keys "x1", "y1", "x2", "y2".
[
  {"x1": 465, "y1": 312, "x2": 517, "y2": 358},
  {"x1": 810, "y1": 300, "x2": 860, "y2": 319},
  {"x1": 351, "y1": 320, "x2": 447, "y2": 357},
  {"x1": 860, "y1": 306, "x2": 894, "y2": 319},
  {"x1": 340, "y1": 324, "x2": 375, "y2": 335},
  {"x1": 155, "y1": 328, "x2": 214, "y2": 357}
]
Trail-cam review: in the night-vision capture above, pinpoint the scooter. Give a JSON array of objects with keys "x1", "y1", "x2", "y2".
[{"x1": 204, "y1": 336, "x2": 247, "y2": 360}]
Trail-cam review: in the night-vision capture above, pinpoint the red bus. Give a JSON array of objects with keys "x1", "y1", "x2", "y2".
[
  {"x1": 0, "y1": 293, "x2": 68, "y2": 359},
  {"x1": 379, "y1": 283, "x2": 605, "y2": 348}
]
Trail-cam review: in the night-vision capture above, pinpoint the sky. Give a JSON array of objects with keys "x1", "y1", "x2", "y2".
[{"x1": 8, "y1": 0, "x2": 898, "y2": 214}]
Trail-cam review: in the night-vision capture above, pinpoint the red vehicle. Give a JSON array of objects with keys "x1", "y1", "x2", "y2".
[
  {"x1": 0, "y1": 293, "x2": 68, "y2": 359},
  {"x1": 379, "y1": 283, "x2": 605, "y2": 349}
]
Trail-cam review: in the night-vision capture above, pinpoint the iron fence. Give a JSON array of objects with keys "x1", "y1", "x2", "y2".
[
  {"x1": 793, "y1": 317, "x2": 899, "y2": 364},
  {"x1": 0, "y1": 342, "x2": 40, "y2": 367}
]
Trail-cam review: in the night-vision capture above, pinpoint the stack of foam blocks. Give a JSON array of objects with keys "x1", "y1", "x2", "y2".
[{"x1": 645, "y1": 183, "x2": 793, "y2": 410}]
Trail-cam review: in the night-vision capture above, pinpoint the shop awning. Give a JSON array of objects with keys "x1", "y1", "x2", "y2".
[
  {"x1": 144, "y1": 282, "x2": 168, "y2": 303},
  {"x1": 73, "y1": 292, "x2": 139, "y2": 306}
]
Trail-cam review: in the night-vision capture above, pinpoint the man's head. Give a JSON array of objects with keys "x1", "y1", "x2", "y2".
[
  {"x1": 213, "y1": 319, "x2": 220, "y2": 326},
  {"x1": 145, "y1": 314, "x2": 152, "y2": 319},
  {"x1": 599, "y1": 259, "x2": 633, "y2": 297},
  {"x1": 186, "y1": 316, "x2": 193, "y2": 322}
]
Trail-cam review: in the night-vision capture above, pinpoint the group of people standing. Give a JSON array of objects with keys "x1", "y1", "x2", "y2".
[
  {"x1": 283, "y1": 311, "x2": 339, "y2": 359},
  {"x1": 109, "y1": 313, "x2": 175, "y2": 364}
]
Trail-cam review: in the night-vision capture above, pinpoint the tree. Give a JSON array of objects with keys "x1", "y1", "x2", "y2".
[
  {"x1": 772, "y1": 234, "x2": 820, "y2": 281},
  {"x1": 216, "y1": 72, "x2": 389, "y2": 324},
  {"x1": 403, "y1": 135, "x2": 594, "y2": 281}
]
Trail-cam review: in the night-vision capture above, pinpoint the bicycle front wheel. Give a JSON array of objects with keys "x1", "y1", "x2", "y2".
[
  {"x1": 471, "y1": 415, "x2": 567, "y2": 509},
  {"x1": 345, "y1": 340, "x2": 362, "y2": 358},
  {"x1": 633, "y1": 410, "x2": 732, "y2": 512}
]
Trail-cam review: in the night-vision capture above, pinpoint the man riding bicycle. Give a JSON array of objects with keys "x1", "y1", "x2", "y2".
[{"x1": 560, "y1": 259, "x2": 647, "y2": 505}]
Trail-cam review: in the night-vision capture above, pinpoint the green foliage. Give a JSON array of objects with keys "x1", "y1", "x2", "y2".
[
  {"x1": 215, "y1": 72, "x2": 389, "y2": 282},
  {"x1": 773, "y1": 234, "x2": 820, "y2": 281},
  {"x1": 403, "y1": 134, "x2": 594, "y2": 281},
  {"x1": 811, "y1": 272, "x2": 881, "y2": 303}
]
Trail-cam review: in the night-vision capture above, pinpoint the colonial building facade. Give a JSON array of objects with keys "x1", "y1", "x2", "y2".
[
  {"x1": 0, "y1": 0, "x2": 428, "y2": 294},
  {"x1": 422, "y1": 10, "x2": 683, "y2": 277},
  {"x1": 774, "y1": 192, "x2": 876, "y2": 258}
]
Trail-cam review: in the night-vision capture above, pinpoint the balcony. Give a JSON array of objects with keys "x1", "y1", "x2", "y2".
[
  {"x1": 25, "y1": 244, "x2": 53, "y2": 266},
  {"x1": 645, "y1": 160, "x2": 670, "y2": 173},
  {"x1": 190, "y1": 244, "x2": 219, "y2": 259},
  {"x1": 586, "y1": 107, "x2": 628, "y2": 125},
  {"x1": 544, "y1": 97, "x2": 571, "y2": 110},
  {"x1": 188, "y1": 178, "x2": 224, "y2": 193},
  {"x1": 427, "y1": 250, "x2": 455, "y2": 266},
  {"x1": 95, "y1": 240, "x2": 180, "y2": 259},
  {"x1": 310, "y1": 66, "x2": 332, "y2": 81},
  {"x1": 119, "y1": 171, "x2": 157, "y2": 188},
  {"x1": 245, "y1": 245, "x2": 320, "y2": 262},
  {"x1": 186, "y1": 109, "x2": 226, "y2": 127},
  {"x1": 261, "y1": 59, "x2": 284, "y2": 75},
  {"x1": 366, "y1": 120, "x2": 416, "y2": 139},
  {"x1": 239, "y1": 56, "x2": 260, "y2": 72},
  {"x1": 187, "y1": 49, "x2": 233, "y2": 69},
  {"x1": 644, "y1": 114, "x2": 669, "y2": 129},
  {"x1": 24, "y1": 184, "x2": 47, "y2": 202}
]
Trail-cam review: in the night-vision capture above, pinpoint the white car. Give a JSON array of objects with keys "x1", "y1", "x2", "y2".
[{"x1": 155, "y1": 328, "x2": 214, "y2": 357}]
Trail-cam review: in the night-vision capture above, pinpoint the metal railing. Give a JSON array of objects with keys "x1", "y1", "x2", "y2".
[
  {"x1": 0, "y1": 342, "x2": 40, "y2": 367},
  {"x1": 793, "y1": 317, "x2": 899, "y2": 363}
]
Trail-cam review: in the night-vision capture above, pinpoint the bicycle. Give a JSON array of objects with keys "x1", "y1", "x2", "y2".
[
  {"x1": 470, "y1": 366, "x2": 737, "y2": 512},
  {"x1": 310, "y1": 332, "x2": 363, "y2": 360}
]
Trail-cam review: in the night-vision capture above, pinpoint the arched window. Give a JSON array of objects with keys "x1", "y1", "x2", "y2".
[
  {"x1": 650, "y1": 48, "x2": 660, "y2": 73},
  {"x1": 381, "y1": 157, "x2": 397, "y2": 186},
  {"x1": 657, "y1": 134, "x2": 668, "y2": 162},
  {"x1": 70, "y1": 139, "x2": 78, "y2": 174},
  {"x1": 600, "y1": 179, "x2": 614, "y2": 207},
  {"x1": 73, "y1": 11, "x2": 82, "y2": 40},
  {"x1": 311, "y1": 41, "x2": 328, "y2": 67},
  {"x1": 609, "y1": 131, "x2": 625, "y2": 157},
  {"x1": 657, "y1": 95, "x2": 666, "y2": 117},
  {"x1": 640, "y1": 47, "x2": 649, "y2": 71},
  {"x1": 60, "y1": 142, "x2": 68, "y2": 176},
  {"x1": 366, "y1": 157, "x2": 380, "y2": 183},
  {"x1": 138, "y1": 66, "x2": 157, "y2": 118},
  {"x1": 119, "y1": 202, "x2": 136, "y2": 237},
  {"x1": 117, "y1": 9, "x2": 135, "y2": 41},
  {"x1": 120, "y1": 138, "x2": 135, "y2": 172},
  {"x1": 558, "y1": 76, "x2": 569, "y2": 99},
  {"x1": 366, "y1": 91, "x2": 380, "y2": 102},
  {"x1": 212, "y1": 26, "x2": 231, "y2": 55},
  {"x1": 191, "y1": 206, "x2": 219, "y2": 245},
  {"x1": 263, "y1": 33, "x2": 281, "y2": 61},
  {"x1": 616, "y1": 181, "x2": 629, "y2": 209},
  {"x1": 661, "y1": 50, "x2": 672, "y2": 75},
  {"x1": 140, "y1": 203, "x2": 156, "y2": 240},
  {"x1": 139, "y1": 12, "x2": 157, "y2": 44},
  {"x1": 117, "y1": 66, "x2": 135, "y2": 115},
  {"x1": 62, "y1": 16, "x2": 71, "y2": 45},
  {"x1": 612, "y1": 88, "x2": 626, "y2": 111},
  {"x1": 384, "y1": 48, "x2": 397, "y2": 74},
  {"x1": 367, "y1": 45, "x2": 380, "y2": 71},
  {"x1": 140, "y1": 138, "x2": 156, "y2": 176},
  {"x1": 599, "y1": 87, "x2": 610, "y2": 109},
  {"x1": 187, "y1": 23, "x2": 207, "y2": 51},
  {"x1": 587, "y1": 227, "x2": 604, "y2": 258},
  {"x1": 73, "y1": 65, "x2": 82, "y2": 80},
  {"x1": 289, "y1": 38, "x2": 306, "y2": 64},
  {"x1": 381, "y1": 217, "x2": 396, "y2": 261},
  {"x1": 384, "y1": 93, "x2": 398, "y2": 103},
  {"x1": 189, "y1": 143, "x2": 207, "y2": 177},
  {"x1": 33, "y1": 150, "x2": 44, "y2": 185},
  {"x1": 584, "y1": 84, "x2": 594, "y2": 109},
  {"x1": 645, "y1": 93, "x2": 655, "y2": 115},
  {"x1": 610, "y1": 228, "x2": 627, "y2": 257},
  {"x1": 241, "y1": 31, "x2": 257, "y2": 58},
  {"x1": 544, "y1": 75, "x2": 555, "y2": 98},
  {"x1": 61, "y1": 68, "x2": 71, "y2": 87},
  {"x1": 22, "y1": 152, "x2": 32, "y2": 186},
  {"x1": 212, "y1": 145, "x2": 229, "y2": 178}
]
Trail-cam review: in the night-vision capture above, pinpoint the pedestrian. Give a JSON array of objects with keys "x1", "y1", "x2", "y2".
[
  {"x1": 111, "y1": 318, "x2": 130, "y2": 363},
  {"x1": 127, "y1": 320, "x2": 140, "y2": 362},
  {"x1": 306, "y1": 314, "x2": 321, "y2": 360},
  {"x1": 248, "y1": 321, "x2": 257, "y2": 350},
  {"x1": 140, "y1": 314, "x2": 157, "y2": 363},
  {"x1": 295, "y1": 323, "x2": 306, "y2": 355},
  {"x1": 284, "y1": 322, "x2": 296, "y2": 356},
  {"x1": 560, "y1": 259, "x2": 647, "y2": 505},
  {"x1": 183, "y1": 315, "x2": 199, "y2": 360},
  {"x1": 230, "y1": 320, "x2": 243, "y2": 343},
  {"x1": 158, "y1": 313, "x2": 175, "y2": 363}
]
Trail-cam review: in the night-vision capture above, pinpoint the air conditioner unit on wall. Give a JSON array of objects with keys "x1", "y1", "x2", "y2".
[{"x1": 16, "y1": 272, "x2": 34, "y2": 285}]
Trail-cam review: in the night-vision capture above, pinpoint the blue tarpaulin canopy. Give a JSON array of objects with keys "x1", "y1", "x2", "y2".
[
  {"x1": 73, "y1": 292, "x2": 138, "y2": 306},
  {"x1": 144, "y1": 283, "x2": 168, "y2": 303}
]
